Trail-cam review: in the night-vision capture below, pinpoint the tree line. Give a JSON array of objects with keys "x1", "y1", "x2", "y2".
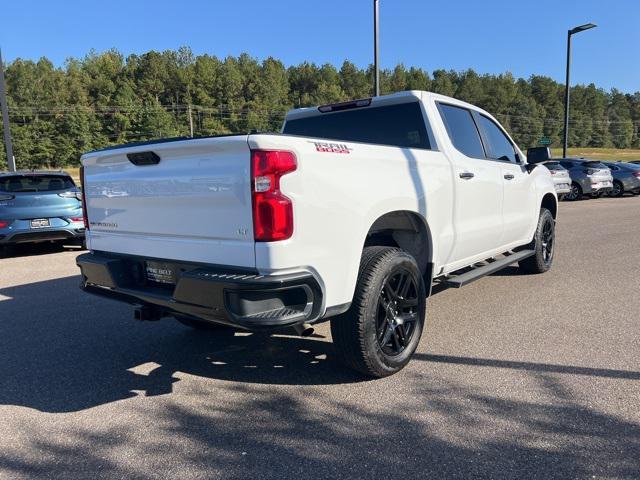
[{"x1": 1, "y1": 47, "x2": 639, "y2": 169}]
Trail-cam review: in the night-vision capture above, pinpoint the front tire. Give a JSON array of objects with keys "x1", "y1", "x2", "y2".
[
  {"x1": 518, "y1": 208, "x2": 555, "y2": 274},
  {"x1": 331, "y1": 246, "x2": 426, "y2": 378}
]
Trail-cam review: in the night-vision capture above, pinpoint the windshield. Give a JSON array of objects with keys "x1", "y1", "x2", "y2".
[{"x1": 0, "y1": 175, "x2": 76, "y2": 193}]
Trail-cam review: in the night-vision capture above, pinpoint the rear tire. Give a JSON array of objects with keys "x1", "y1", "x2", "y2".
[
  {"x1": 518, "y1": 208, "x2": 555, "y2": 274},
  {"x1": 331, "y1": 246, "x2": 426, "y2": 378},
  {"x1": 609, "y1": 180, "x2": 624, "y2": 197},
  {"x1": 565, "y1": 183, "x2": 582, "y2": 201}
]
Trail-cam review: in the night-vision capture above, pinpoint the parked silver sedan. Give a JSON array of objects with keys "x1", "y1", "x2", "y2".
[
  {"x1": 543, "y1": 161, "x2": 571, "y2": 198},
  {"x1": 603, "y1": 162, "x2": 640, "y2": 197}
]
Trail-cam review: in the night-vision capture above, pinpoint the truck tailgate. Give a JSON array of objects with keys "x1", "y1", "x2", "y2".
[{"x1": 81, "y1": 136, "x2": 255, "y2": 268}]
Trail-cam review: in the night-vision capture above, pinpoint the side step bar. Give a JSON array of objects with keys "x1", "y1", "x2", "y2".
[{"x1": 444, "y1": 250, "x2": 535, "y2": 288}]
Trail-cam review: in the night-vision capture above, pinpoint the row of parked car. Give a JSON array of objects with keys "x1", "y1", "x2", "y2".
[
  {"x1": 1, "y1": 158, "x2": 639, "y2": 254},
  {"x1": 544, "y1": 159, "x2": 640, "y2": 200}
]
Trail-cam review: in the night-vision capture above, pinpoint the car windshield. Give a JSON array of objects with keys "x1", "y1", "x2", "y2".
[{"x1": 0, "y1": 175, "x2": 76, "y2": 193}]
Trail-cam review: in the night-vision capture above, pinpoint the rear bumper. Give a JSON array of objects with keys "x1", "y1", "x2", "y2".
[
  {"x1": 0, "y1": 226, "x2": 85, "y2": 245},
  {"x1": 76, "y1": 251, "x2": 324, "y2": 330},
  {"x1": 588, "y1": 179, "x2": 613, "y2": 193},
  {"x1": 553, "y1": 182, "x2": 571, "y2": 194}
]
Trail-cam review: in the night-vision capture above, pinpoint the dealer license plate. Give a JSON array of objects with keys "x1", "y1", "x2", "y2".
[{"x1": 145, "y1": 261, "x2": 177, "y2": 285}]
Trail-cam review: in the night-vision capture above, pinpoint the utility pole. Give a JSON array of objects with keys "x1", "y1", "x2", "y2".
[
  {"x1": 188, "y1": 104, "x2": 194, "y2": 138},
  {"x1": 373, "y1": 0, "x2": 380, "y2": 97},
  {"x1": 0, "y1": 48, "x2": 16, "y2": 172}
]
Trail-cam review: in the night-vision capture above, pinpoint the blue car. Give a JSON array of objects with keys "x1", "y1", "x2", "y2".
[{"x1": 0, "y1": 171, "x2": 85, "y2": 252}]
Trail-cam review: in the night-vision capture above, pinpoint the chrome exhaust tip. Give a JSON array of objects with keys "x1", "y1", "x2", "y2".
[{"x1": 292, "y1": 323, "x2": 314, "y2": 337}]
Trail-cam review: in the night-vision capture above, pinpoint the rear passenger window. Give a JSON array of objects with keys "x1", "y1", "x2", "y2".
[
  {"x1": 438, "y1": 104, "x2": 485, "y2": 159},
  {"x1": 560, "y1": 161, "x2": 574, "y2": 169},
  {"x1": 477, "y1": 115, "x2": 517, "y2": 163},
  {"x1": 283, "y1": 102, "x2": 431, "y2": 149}
]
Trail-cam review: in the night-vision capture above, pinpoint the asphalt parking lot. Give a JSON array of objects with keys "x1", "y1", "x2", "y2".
[{"x1": 1, "y1": 197, "x2": 639, "y2": 480}]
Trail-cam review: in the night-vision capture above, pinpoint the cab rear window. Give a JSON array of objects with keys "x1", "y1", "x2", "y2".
[
  {"x1": 283, "y1": 102, "x2": 431, "y2": 149},
  {"x1": 0, "y1": 175, "x2": 76, "y2": 192}
]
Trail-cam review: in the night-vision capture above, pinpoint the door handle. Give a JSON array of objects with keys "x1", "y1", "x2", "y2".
[
  {"x1": 459, "y1": 172, "x2": 475, "y2": 180},
  {"x1": 504, "y1": 174, "x2": 515, "y2": 180}
]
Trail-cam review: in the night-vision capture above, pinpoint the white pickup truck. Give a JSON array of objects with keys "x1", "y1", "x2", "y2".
[{"x1": 77, "y1": 91, "x2": 558, "y2": 377}]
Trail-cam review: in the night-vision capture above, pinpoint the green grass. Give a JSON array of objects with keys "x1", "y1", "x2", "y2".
[{"x1": 550, "y1": 148, "x2": 640, "y2": 162}]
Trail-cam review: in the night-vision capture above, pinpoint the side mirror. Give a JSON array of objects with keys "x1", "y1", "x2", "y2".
[
  {"x1": 526, "y1": 147, "x2": 552, "y2": 172},
  {"x1": 527, "y1": 147, "x2": 552, "y2": 164}
]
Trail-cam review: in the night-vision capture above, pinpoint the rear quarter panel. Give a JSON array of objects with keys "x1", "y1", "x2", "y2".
[{"x1": 248, "y1": 133, "x2": 453, "y2": 309}]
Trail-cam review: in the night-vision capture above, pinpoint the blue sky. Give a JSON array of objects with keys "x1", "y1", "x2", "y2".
[{"x1": 1, "y1": 0, "x2": 638, "y2": 93}]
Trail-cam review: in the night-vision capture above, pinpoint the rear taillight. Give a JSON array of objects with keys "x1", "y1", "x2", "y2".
[
  {"x1": 70, "y1": 217, "x2": 84, "y2": 223},
  {"x1": 251, "y1": 149, "x2": 297, "y2": 242},
  {"x1": 0, "y1": 220, "x2": 9, "y2": 228},
  {"x1": 80, "y1": 166, "x2": 89, "y2": 230},
  {"x1": 633, "y1": 172, "x2": 640, "y2": 178}
]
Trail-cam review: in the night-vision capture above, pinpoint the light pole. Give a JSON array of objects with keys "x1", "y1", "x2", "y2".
[
  {"x1": 0, "y1": 48, "x2": 16, "y2": 172},
  {"x1": 563, "y1": 23, "x2": 597, "y2": 158},
  {"x1": 373, "y1": 0, "x2": 380, "y2": 97}
]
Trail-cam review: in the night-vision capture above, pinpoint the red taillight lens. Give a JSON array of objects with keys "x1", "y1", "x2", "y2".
[
  {"x1": 251, "y1": 149, "x2": 297, "y2": 242},
  {"x1": 80, "y1": 166, "x2": 89, "y2": 230},
  {"x1": 633, "y1": 172, "x2": 640, "y2": 178},
  {"x1": 70, "y1": 217, "x2": 84, "y2": 223},
  {"x1": 0, "y1": 220, "x2": 9, "y2": 228}
]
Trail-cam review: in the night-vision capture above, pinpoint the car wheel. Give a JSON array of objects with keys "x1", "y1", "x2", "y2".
[
  {"x1": 609, "y1": 181, "x2": 624, "y2": 197},
  {"x1": 0, "y1": 244, "x2": 14, "y2": 258},
  {"x1": 632, "y1": 189, "x2": 640, "y2": 196},
  {"x1": 565, "y1": 183, "x2": 582, "y2": 201},
  {"x1": 518, "y1": 208, "x2": 555, "y2": 274},
  {"x1": 175, "y1": 315, "x2": 234, "y2": 332},
  {"x1": 331, "y1": 246, "x2": 426, "y2": 378}
]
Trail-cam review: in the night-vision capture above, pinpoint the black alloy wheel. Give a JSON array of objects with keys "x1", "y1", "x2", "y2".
[
  {"x1": 376, "y1": 268, "x2": 420, "y2": 357},
  {"x1": 565, "y1": 183, "x2": 582, "y2": 201},
  {"x1": 541, "y1": 215, "x2": 554, "y2": 267},
  {"x1": 609, "y1": 181, "x2": 624, "y2": 197}
]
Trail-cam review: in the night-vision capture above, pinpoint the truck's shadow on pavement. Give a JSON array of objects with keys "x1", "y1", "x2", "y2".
[
  {"x1": 0, "y1": 275, "x2": 366, "y2": 413},
  {"x1": 2, "y1": 276, "x2": 640, "y2": 479}
]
